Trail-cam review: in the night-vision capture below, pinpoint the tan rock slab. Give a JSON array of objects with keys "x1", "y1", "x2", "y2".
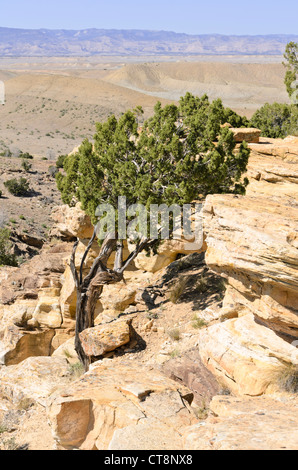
[
  {"x1": 47, "y1": 363, "x2": 196, "y2": 450},
  {"x1": 184, "y1": 395, "x2": 298, "y2": 450},
  {"x1": 79, "y1": 318, "x2": 131, "y2": 357}
]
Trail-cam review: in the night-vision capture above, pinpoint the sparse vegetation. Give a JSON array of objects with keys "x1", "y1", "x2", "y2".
[
  {"x1": 168, "y1": 328, "x2": 181, "y2": 342},
  {"x1": 21, "y1": 159, "x2": 32, "y2": 172},
  {"x1": 0, "y1": 437, "x2": 28, "y2": 451},
  {"x1": 4, "y1": 177, "x2": 30, "y2": 197},
  {"x1": 69, "y1": 362, "x2": 85, "y2": 378},
  {"x1": 169, "y1": 348, "x2": 181, "y2": 358},
  {"x1": 169, "y1": 276, "x2": 189, "y2": 304},
  {"x1": 276, "y1": 364, "x2": 298, "y2": 393},
  {"x1": 0, "y1": 423, "x2": 8, "y2": 434},
  {"x1": 0, "y1": 228, "x2": 18, "y2": 266},
  {"x1": 195, "y1": 274, "x2": 209, "y2": 294},
  {"x1": 192, "y1": 315, "x2": 208, "y2": 329}
]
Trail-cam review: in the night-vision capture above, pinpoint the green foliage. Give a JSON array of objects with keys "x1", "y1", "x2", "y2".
[
  {"x1": 19, "y1": 151, "x2": 33, "y2": 160},
  {"x1": 4, "y1": 177, "x2": 30, "y2": 196},
  {"x1": 192, "y1": 315, "x2": 208, "y2": 329},
  {"x1": 223, "y1": 107, "x2": 250, "y2": 128},
  {"x1": 250, "y1": 102, "x2": 298, "y2": 138},
  {"x1": 57, "y1": 93, "x2": 250, "y2": 228},
  {"x1": 0, "y1": 228, "x2": 18, "y2": 266},
  {"x1": 283, "y1": 42, "x2": 298, "y2": 98},
  {"x1": 56, "y1": 154, "x2": 67, "y2": 169},
  {"x1": 21, "y1": 159, "x2": 32, "y2": 172}
]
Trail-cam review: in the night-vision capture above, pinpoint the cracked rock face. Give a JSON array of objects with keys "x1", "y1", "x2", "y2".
[
  {"x1": 184, "y1": 395, "x2": 298, "y2": 450},
  {"x1": 47, "y1": 363, "x2": 197, "y2": 450},
  {"x1": 200, "y1": 137, "x2": 298, "y2": 395}
]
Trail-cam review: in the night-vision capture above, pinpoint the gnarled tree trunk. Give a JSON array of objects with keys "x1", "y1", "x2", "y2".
[{"x1": 70, "y1": 229, "x2": 148, "y2": 371}]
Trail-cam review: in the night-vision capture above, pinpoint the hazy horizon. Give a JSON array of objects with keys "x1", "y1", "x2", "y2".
[{"x1": 0, "y1": 0, "x2": 297, "y2": 36}]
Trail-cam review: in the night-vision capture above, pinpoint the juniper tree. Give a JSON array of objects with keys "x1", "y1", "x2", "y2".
[
  {"x1": 283, "y1": 42, "x2": 298, "y2": 101},
  {"x1": 57, "y1": 93, "x2": 250, "y2": 370}
]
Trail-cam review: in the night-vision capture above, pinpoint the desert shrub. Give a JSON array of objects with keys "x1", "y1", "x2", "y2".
[
  {"x1": 0, "y1": 190, "x2": 2, "y2": 198},
  {"x1": 276, "y1": 364, "x2": 298, "y2": 393},
  {"x1": 69, "y1": 362, "x2": 85, "y2": 378},
  {"x1": 195, "y1": 274, "x2": 209, "y2": 294},
  {"x1": 250, "y1": 103, "x2": 298, "y2": 138},
  {"x1": 56, "y1": 154, "x2": 67, "y2": 169},
  {"x1": 169, "y1": 276, "x2": 189, "y2": 304},
  {"x1": 19, "y1": 152, "x2": 33, "y2": 160},
  {"x1": 168, "y1": 328, "x2": 181, "y2": 341},
  {"x1": 223, "y1": 107, "x2": 250, "y2": 128},
  {"x1": 21, "y1": 159, "x2": 32, "y2": 172},
  {"x1": 4, "y1": 177, "x2": 30, "y2": 196},
  {"x1": 192, "y1": 315, "x2": 208, "y2": 329},
  {"x1": 48, "y1": 166, "x2": 59, "y2": 178},
  {"x1": 0, "y1": 228, "x2": 18, "y2": 266}
]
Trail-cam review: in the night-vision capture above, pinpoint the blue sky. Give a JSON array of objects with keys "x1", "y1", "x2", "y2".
[{"x1": 0, "y1": 0, "x2": 297, "y2": 35}]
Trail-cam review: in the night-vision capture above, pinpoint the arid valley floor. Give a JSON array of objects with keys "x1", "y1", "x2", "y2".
[{"x1": 0, "y1": 54, "x2": 290, "y2": 157}]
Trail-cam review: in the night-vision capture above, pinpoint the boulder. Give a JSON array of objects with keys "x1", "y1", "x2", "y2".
[
  {"x1": 47, "y1": 363, "x2": 196, "y2": 450},
  {"x1": 50, "y1": 204, "x2": 94, "y2": 240},
  {"x1": 230, "y1": 127, "x2": 261, "y2": 143},
  {"x1": 79, "y1": 318, "x2": 132, "y2": 357},
  {"x1": 199, "y1": 314, "x2": 298, "y2": 396},
  {"x1": 0, "y1": 325, "x2": 55, "y2": 366}
]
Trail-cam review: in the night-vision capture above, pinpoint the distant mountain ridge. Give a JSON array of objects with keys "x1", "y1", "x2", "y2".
[{"x1": 0, "y1": 27, "x2": 297, "y2": 57}]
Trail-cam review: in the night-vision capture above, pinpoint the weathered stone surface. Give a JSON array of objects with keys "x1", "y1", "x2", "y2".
[
  {"x1": 248, "y1": 135, "x2": 298, "y2": 163},
  {"x1": 0, "y1": 243, "x2": 72, "y2": 305},
  {"x1": 161, "y1": 349, "x2": 221, "y2": 407},
  {"x1": 200, "y1": 136, "x2": 298, "y2": 396},
  {"x1": 47, "y1": 363, "x2": 196, "y2": 450},
  {"x1": 203, "y1": 194, "x2": 298, "y2": 337},
  {"x1": 231, "y1": 127, "x2": 261, "y2": 143},
  {"x1": 0, "y1": 356, "x2": 71, "y2": 406},
  {"x1": 134, "y1": 237, "x2": 206, "y2": 273},
  {"x1": 32, "y1": 294, "x2": 62, "y2": 329},
  {"x1": 79, "y1": 318, "x2": 131, "y2": 357},
  {"x1": 52, "y1": 337, "x2": 78, "y2": 364},
  {"x1": 199, "y1": 314, "x2": 298, "y2": 396},
  {"x1": 109, "y1": 418, "x2": 184, "y2": 450},
  {"x1": 50, "y1": 203, "x2": 94, "y2": 240},
  {"x1": 184, "y1": 395, "x2": 298, "y2": 450},
  {"x1": 0, "y1": 325, "x2": 55, "y2": 366}
]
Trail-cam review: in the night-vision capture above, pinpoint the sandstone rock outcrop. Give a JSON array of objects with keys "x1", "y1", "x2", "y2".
[
  {"x1": 47, "y1": 363, "x2": 197, "y2": 450},
  {"x1": 184, "y1": 395, "x2": 298, "y2": 450},
  {"x1": 50, "y1": 203, "x2": 94, "y2": 240},
  {"x1": 200, "y1": 135, "x2": 298, "y2": 395},
  {"x1": 0, "y1": 356, "x2": 71, "y2": 406}
]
